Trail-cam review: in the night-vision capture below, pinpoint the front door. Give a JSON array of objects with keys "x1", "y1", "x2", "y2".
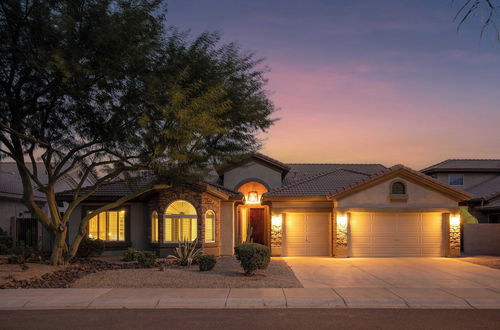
[{"x1": 249, "y1": 208, "x2": 266, "y2": 245}]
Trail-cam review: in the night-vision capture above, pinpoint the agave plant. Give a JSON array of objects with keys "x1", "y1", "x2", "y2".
[{"x1": 168, "y1": 239, "x2": 202, "y2": 266}]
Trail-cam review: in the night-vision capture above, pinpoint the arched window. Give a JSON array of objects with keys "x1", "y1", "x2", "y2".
[
  {"x1": 164, "y1": 200, "x2": 197, "y2": 242},
  {"x1": 391, "y1": 181, "x2": 406, "y2": 195},
  {"x1": 205, "y1": 211, "x2": 215, "y2": 242},
  {"x1": 151, "y1": 211, "x2": 159, "y2": 242}
]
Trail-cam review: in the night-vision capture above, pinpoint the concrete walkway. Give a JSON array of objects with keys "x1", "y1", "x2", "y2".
[{"x1": 1, "y1": 287, "x2": 499, "y2": 309}]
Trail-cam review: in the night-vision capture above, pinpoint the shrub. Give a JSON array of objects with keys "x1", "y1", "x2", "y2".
[
  {"x1": 198, "y1": 254, "x2": 217, "y2": 271},
  {"x1": 137, "y1": 251, "x2": 157, "y2": 268},
  {"x1": 9, "y1": 242, "x2": 34, "y2": 259},
  {"x1": 123, "y1": 248, "x2": 139, "y2": 262},
  {"x1": 234, "y1": 243, "x2": 270, "y2": 276},
  {"x1": 0, "y1": 243, "x2": 8, "y2": 255},
  {"x1": 169, "y1": 240, "x2": 202, "y2": 266},
  {"x1": 0, "y1": 228, "x2": 13, "y2": 250},
  {"x1": 77, "y1": 238, "x2": 105, "y2": 258}
]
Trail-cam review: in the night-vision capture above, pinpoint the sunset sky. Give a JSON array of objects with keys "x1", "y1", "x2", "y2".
[{"x1": 168, "y1": 0, "x2": 500, "y2": 169}]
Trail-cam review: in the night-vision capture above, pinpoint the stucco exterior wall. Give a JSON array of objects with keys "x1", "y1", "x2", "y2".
[
  {"x1": 220, "y1": 201, "x2": 235, "y2": 255},
  {"x1": 337, "y1": 176, "x2": 459, "y2": 211},
  {"x1": 270, "y1": 201, "x2": 333, "y2": 213},
  {"x1": 223, "y1": 161, "x2": 282, "y2": 191},
  {"x1": 0, "y1": 199, "x2": 25, "y2": 233},
  {"x1": 434, "y1": 173, "x2": 498, "y2": 190},
  {"x1": 463, "y1": 223, "x2": 500, "y2": 256}
]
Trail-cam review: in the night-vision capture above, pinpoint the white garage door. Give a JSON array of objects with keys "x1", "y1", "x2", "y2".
[
  {"x1": 282, "y1": 213, "x2": 330, "y2": 256},
  {"x1": 349, "y1": 212, "x2": 443, "y2": 257}
]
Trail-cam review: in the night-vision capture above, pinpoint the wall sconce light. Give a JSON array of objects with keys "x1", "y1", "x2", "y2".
[
  {"x1": 337, "y1": 214, "x2": 348, "y2": 229},
  {"x1": 271, "y1": 214, "x2": 282, "y2": 227},
  {"x1": 450, "y1": 215, "x2": 460, "y2": 227},
  {"x1": 247, "y1": 191, "x2": 259, "y2": 203}
]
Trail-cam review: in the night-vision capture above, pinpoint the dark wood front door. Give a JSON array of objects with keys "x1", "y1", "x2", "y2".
[{"x1": 249, "y1": 208, "x2": 266, "y2": 245}]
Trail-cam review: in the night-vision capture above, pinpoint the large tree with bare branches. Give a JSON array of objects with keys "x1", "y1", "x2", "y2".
[
  {"x1": 0, "y1": 0, "x2": 274, "y2": 265},
  {"x1": 455, "y1": 0, "x2": 500, "y2": 41}
]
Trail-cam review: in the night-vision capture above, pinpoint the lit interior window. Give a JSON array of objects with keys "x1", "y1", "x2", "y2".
[
  {"x1": 88, "y1": 209, "x2": 126, "y2": 241},
  {"x1": 247, "y1": 191, "x2": 259, "y2": 203},
  {"x1": 205, "y1": 211, "x2": 215, "y2": 242},
  {"x1": 164, "y1": 200, "x2": 198, "y2": 242}
]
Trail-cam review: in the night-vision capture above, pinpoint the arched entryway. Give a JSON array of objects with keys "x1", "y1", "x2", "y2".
[{"x1": 237, "y1": 181, "x2": 269, "y2": 245}]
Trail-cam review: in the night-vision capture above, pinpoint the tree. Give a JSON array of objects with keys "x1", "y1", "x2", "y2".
[
  {"x1": 0, "y1": 0, "x2": 274, "y2": 265},
  {"x1": 455, "y1": 0, "x2": 500, "y2": 41}
]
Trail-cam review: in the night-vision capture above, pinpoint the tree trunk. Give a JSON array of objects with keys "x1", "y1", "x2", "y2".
[{"x1": 50, "y1": 228, "x2": 67, "y2": 266}]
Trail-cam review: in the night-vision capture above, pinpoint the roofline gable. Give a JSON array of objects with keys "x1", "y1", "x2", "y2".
[
  {"x1": 216, "y1": 153, "x2": 291, "y2": 177},
  {"x1": 330, "y1": 165, "x2": 473, "y2": 201}
]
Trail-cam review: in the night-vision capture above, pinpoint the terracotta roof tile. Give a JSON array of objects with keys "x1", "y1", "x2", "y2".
[
  {"x1": 264, "y1": 169, "x2": 370, "y2": 197},
  {"x1": 421, "y1": 159, "x2": 500, "y2": 173}
]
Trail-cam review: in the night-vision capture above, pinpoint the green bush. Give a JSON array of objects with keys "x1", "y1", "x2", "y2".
[
  {"x1": 234, "y1": 243, "x2": 270, "y2": 276},
  {"x1": 0, "y1": 228, "x2": 13, "y2": 251},
  {"x1": 77, "y1": 238, "x2": 105, "y2": 258},
  {"x1": 123, "y1": 248, "x2": 139, "y2": 261},
  {"x1": 0, "y1": 243, "x2": 8, "y2": 255},
  {"x1": 198, "y1": 254, "x2": 217, "y2": 271},
  {"x1": 137, "y1": 251, "x2": 156, "y2": 268}
]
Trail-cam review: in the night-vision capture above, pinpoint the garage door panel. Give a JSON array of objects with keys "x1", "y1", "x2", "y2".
[
  {"x1": 283, "y1": 213, "x2": 330, "y2": 256},
  {"x1": 349, "y1": 212, "x2": 443, "y2": 257}
]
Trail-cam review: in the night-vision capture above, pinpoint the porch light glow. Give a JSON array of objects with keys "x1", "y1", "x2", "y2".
[
  {"x1": 337, "y1": 214, "x2": 348, "y2": 229},
  {"x1": 450, "y1": 215, "x2": 460, "y2": 227},
  {"x1": 271, "y1": 214, "x2": 282, "y2": 227},
  {"x1": 247, "y1": 191, "x2": 259, "y2": 204}
]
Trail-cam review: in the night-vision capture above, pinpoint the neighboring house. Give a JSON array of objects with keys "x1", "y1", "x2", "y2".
[
  {"x1": 421, "y1": 159, "x2": 500, "y2": 223},
  {"x1": 0, "y1": 162, "x2": 97, "y2": 248},
  {"x1": 57, "y1": 153, "x2": 471, "y2": 258}
]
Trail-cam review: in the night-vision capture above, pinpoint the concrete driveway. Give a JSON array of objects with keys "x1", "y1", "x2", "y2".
[{"x1": 284, "y1": 257, "x2": 500, "y2": 289}]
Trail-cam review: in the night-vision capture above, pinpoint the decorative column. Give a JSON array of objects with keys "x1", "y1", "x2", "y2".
[
  {"x1": 334, "y1": 212, "x2": 348, "y2": 257},
  {"x1": 448, "y1": 213, "x2": 461, "y2": 257},
  {"x1": 271, "y1": 213, "x2": 283, "y2": 256}
]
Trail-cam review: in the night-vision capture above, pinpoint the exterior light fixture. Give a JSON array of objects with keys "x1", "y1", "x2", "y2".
[
  {"x1": 247, "y1": 191, "x2": 259, "y2": 203},
  {"x1": 271, "y1": 215, "x2": 282, "y2": 227},
  {"x1": 450, "y1": 215, "x2": 460, "y2": 227},
  {"x1": 337, "y1": 215, "x2": 348, "y2": 229}
]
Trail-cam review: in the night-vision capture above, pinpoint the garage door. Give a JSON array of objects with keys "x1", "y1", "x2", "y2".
[
  {"x1": 282, "y1": 213, "x2": 330, "y2": 256},
  {"x1": 349, "y1": 212, "x2": 443, "y2": 257}
]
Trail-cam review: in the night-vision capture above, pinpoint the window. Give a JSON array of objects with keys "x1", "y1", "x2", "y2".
[
  {"x1": 88, "y1": 209, "x2": 126, "y2": 241},
  {"x1": 391, "y1": 181, "x2": 406, "y2": 195},
  {"x1": 164, "y1": 200, "x2": 197, "y2": 242},
  {"x1": 205, "y1": 211, "x2": 215, "y2": 242},
  {"x1": 151, "y1": 211, "x2": 159, "y2": 242},
  {"x1": 448, "y1": 174, "x2": 464, "y2": 186}
]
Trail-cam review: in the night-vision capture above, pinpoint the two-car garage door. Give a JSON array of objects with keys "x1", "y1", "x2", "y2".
[
  {"x1": 282, "y1": 213, "x2": 331, "y2": 256},
  {"x1": 349, "y1": 212, "x2": 444, "y2": 257}
]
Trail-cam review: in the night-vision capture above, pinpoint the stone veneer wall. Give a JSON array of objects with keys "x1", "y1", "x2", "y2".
[{"x1": 146, "y1": 187, "x2": 221, "y2": 256}]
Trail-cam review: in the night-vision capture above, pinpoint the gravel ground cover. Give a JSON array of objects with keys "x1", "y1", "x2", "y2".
[
  {"x1": 459, "y1": 256, "x2": 500, "y2": 270},
  {"x1": 72, "y1": 257, "x2": 302, "y2": 288}
]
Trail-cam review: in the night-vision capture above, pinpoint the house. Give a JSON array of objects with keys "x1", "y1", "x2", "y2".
[
  {"x1": 57, "y1": 153, "x2": 472, "y2": 258},
  {"x1": 421, "y1": 159, "x2": 500, "y2": 223},
  {"x1": 0, "y1": 162, "x2": 97, "y2": 248}
]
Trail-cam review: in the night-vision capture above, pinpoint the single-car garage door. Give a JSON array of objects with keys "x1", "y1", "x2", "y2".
[
  {"x1": 282, "y1": 213, "x2": 330, "y2": 256},
  {"x1": 349, "y1": 212, "x2": 444, "y2": 257}
]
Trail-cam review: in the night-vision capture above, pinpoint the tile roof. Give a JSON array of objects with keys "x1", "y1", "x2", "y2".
[
  {"x1": 56, "y1": 175, "x2": 241, "y2": 200},
  {"x1": 421, "y1": 159, "x2": 500, "y2": 173},
  {"x1": 283, "y1": 163, "x2": 386, "y2": 186},
  {"x1": 328, "y1": 164, "x2": 473, "y2": 201},
  {"x1": 466, "y1": 175, "x2": 500, "y2": 200},
  {"x1": 264, "y1": 169, "x2": 371, "y2": 197}
]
